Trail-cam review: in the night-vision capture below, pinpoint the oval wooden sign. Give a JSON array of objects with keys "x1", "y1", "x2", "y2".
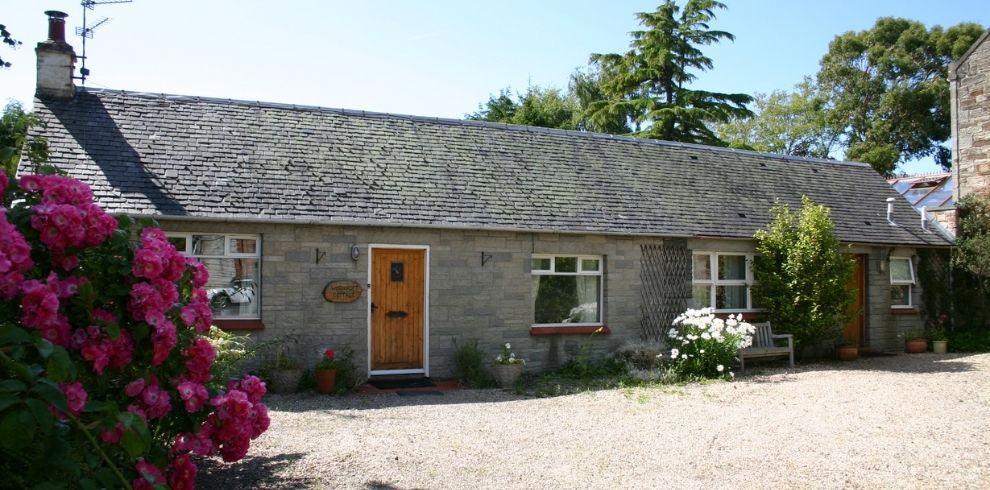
[{"x1": 323, "y1": 280, "x2": 363, "y2": 303}]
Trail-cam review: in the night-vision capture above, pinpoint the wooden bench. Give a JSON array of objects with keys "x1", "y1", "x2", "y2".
[{"x1": 739, "y1": 322, "x2": 794, "y2": 370}]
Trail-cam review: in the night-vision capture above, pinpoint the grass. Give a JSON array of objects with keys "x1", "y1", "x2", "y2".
[{"x1": 512, "y1": 356, "x2": 725, "y2": 398}]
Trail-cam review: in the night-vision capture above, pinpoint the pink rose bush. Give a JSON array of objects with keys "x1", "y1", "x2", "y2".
[{"x1": 0, "y1": 171, "x2": 269, "y2": 489}]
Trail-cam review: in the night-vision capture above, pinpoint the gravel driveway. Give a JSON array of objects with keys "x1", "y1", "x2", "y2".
[{"x1": 198, "y1": 353, "x2": 990, "y2": 489}]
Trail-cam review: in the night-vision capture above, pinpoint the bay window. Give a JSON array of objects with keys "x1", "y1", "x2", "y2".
[
  {"x1": 531, "y1": 255, "x2": 602, "y2": 326},
  {"x1": 167, "y1": 233, "x2": 261, "y2": 319}
]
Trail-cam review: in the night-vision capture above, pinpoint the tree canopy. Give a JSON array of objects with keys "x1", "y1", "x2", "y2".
[
  {"x1": 816, "y1": 17, "x2": 984, "y2": 175},
  {"x1": 1, "y1": 22, "x2": 20, "y2": 69},
  {"x1": 585, "y1": 0, "x2": 752, "y2": 144},
  {"x1": 1, "y1": 101, "x2": 49, "y2": 177},
  {"x1": 715, "y1": 80, "x2": 840, "y2": 159},
  {"x1": 466, "y1": 86, "x2": 580, "y2": 130}
]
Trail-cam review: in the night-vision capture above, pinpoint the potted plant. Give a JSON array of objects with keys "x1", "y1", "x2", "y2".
[
  {"x1": 266, "y1": 350, "x2": 303, "y2": 394},
  {"x1": 837, "y1": 340, "x2": 859, "y2": 361},
  {"x1": 492, "y1": 343, "x2": 525, "y2": 388},
  {"x1": 902, "y1": 330, "x2": 927, "y2": 354},
  {"x1": 315, "y1": 348, "x2": 339, "y2": 394},
  {"x1": 930, "y1": 313, "x2": 949, "y2": 354}
]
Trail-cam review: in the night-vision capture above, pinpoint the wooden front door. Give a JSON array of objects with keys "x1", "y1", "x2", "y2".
[
  {"x1": 370, "y1": 248, "x2": 426, "y2": 371},
  {"x1": 842, "y1": 254, "x2": 867, "y2": 345}
]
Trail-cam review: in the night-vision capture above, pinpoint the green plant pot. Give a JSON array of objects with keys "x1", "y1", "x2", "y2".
[{"x1": 932, "y1": 340, "x2": 948, "y2": 354}]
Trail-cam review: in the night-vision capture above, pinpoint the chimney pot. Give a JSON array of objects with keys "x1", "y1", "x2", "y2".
[{"x1": 44, "y1": 11, "x2": 69, "y2": 44}]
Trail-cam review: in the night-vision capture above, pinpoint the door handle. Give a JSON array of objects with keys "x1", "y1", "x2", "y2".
[{"x1": 385, "y1": 310, "x2": 408, "y2": 319}]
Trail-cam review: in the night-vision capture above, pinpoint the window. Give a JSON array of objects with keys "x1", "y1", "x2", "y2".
[
  {"x1": 531, "y1": 255, "x2": 602, "y2": 326},
  {"x1": 691, "y1": 253, "x2": 756, "y2": 312},
  {"x1": 890, "y1": 257, "x2": 915, "y2": 308},
  {"x1": 168, "y1": 233, "x2": 261, "y2": 319}
]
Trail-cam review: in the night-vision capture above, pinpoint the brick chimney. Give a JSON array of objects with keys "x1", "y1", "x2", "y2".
[{"x1": 36, "y1": 11, "x2": 76, "y2": 99}]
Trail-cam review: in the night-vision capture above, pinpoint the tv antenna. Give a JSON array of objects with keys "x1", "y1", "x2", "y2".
[{"x1": 75, "y1": 0, "x2": 133, "y2": 85}]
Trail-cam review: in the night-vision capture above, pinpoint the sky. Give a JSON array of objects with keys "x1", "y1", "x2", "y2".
[{"x1": 3, "y1": 1, "x2": 988, "y2": 174}]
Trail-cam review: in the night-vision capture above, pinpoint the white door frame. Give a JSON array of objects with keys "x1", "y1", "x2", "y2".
[{"x1": 367, "y1": 244, "x2": 431, "y2": 377}]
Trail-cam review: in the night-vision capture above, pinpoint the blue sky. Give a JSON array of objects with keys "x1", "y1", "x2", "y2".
[{"x1": 3, "y1": 1, "x2": 987, "y2": 174}]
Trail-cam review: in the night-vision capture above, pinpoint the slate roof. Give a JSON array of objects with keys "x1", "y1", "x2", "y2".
[{"x1": 28, "y1": 88, "x2": 950, "y2": 246}]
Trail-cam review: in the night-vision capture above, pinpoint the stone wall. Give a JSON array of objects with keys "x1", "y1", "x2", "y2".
[
  {"x1": 864, "y1": 247, "x2": 924, "y2": 352},
  {"x1": 161, "y1": 220, "x2": 672, "y2": 378},
  {"x1": 161, "y1": 220, "x2": 927, "y2": 378},
  {"x1": 952, "y1": 34, "x2": 990, "y2": 200}
]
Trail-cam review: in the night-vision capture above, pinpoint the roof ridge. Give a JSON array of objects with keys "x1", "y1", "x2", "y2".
[{"x1": 74, "y1": 87, "x2": 871, "y2": 169}]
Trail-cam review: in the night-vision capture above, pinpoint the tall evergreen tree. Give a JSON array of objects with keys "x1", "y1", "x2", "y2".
[{"x1": 585, "y1": 0, "x2": 752, "y2": 144}]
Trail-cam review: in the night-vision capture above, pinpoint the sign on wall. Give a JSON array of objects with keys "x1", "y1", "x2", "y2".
[{"x1": 323, "y1": 280, "x2": 363, "y2": 303}]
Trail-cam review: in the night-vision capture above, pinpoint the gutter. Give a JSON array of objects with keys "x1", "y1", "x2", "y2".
[{"x1": 125, "y1": 213, "x2": 953, "y2": 248}]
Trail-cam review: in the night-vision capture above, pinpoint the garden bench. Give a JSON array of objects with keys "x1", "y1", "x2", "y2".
[{"x1": 738, "y1": 322, "x2": 794, "y2": 370}]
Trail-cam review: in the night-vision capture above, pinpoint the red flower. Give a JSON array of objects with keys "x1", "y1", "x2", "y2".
[{"x1": 323, "y1": 349, "x2": 335, "y2": 360}]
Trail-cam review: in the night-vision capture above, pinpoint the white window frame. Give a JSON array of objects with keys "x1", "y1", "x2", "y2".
[
  {"x1": 531, "y1": 254, "x2": 604, "y2": 327},
  {"x1": 166, "y1": 232, "x2": 262, "y2": 320},
  {"x1": 692, "y1": 252, "x2": 757, "y2": 313},
  {"x1": 889, "y1": 256, "x2": 915, "y2": 308}
]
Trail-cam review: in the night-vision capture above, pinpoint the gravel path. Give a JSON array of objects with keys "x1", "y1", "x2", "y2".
[{"x1": 199, "y1": 353, "x2": 990, "y2": 489}]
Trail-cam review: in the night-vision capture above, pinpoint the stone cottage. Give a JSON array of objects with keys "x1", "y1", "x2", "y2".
[{"x1": 24, "y1": 12, "x2": 950, "y2": 378}]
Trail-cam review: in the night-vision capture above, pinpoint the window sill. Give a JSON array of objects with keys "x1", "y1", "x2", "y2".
[
  {"x1": 890, "y1": 307, "x2": 918, "y2": 316},
  {"x1": 214, "y1": 319, "x2": 265, "y2": 331},
  {"x1": 529, "y1": 325, "x2": 610, "y2": 336}
]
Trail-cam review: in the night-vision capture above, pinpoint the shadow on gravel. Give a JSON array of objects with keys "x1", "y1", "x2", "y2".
[
  {"x1": 740, "y1": 353, "x2": 984, "y2": 383},
  {"x1": 264, "y1": 389, "x2": 528, "y2": 412},
  {"x1": 263, "y1": 353, "x2": 988, "y2": 411},
  {"x1": 366, "y1": 481, "x2": 402, "y2": 489},
  {"x1": 196, "y1": 452, "x2": 311, "y2": 489}
]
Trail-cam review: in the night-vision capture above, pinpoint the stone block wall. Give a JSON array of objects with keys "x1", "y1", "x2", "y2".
[
  {"x1": 864, "y1": 248, "x2": 925, "y2": 352},
  {"x1": 161, "y1": 221, "x2": 928, "y2": 375},
  {"x1": 952, "y1": 34, "x2": 990, "y2": 200},
  {"x1": 161, "y1": 220, "x2": 667, "y2": 378}
]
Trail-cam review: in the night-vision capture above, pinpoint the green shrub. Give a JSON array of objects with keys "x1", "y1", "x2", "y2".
[
  {"x1": 453, "y1": 339, "x2": 494, "y2": 388},
  {"x1": 948, "y1": 329, "x2": 990, "y2": 352},
  {"x1": 667, "y1": 309, "x2": 754, "y2": 379},
  {"x1": 611, "y1": 341, "x2": 665, "y2": 370},
  {"x1": 753, "y1": 196, "x2": 854, "y2": 356},
  {"x1": 331, "y1": 348, "x2": 361, "y2": 394}
]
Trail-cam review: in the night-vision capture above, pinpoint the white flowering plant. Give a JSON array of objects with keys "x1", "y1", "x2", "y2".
[
  {"x1": 667, "y1": 308, "x2": 755, "y2": 379},
  {"x1": 495, "y1": 342, "x2": 525, "y2": 365}
]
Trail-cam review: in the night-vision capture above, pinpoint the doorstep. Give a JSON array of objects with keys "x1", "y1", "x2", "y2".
[{"x1": 356, "y1": 378, "x2": 461, "y2": 395}]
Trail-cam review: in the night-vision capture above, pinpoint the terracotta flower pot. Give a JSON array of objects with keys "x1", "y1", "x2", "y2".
[
  {"x1": 932, "y1": 340, "x2": 948, "y2": 354},
  {"x1": 492, "y1": 363, "x2": 524, "y2": 388},
  {"x1": 315, "y1": 368, "x2": 337, "y2": 394},
  {"x1": 905, "y1": 339, "x2": 927, "y2": 354},
  {"x1": 838, "y1": 346, "x2": 859, "y2": 361}
]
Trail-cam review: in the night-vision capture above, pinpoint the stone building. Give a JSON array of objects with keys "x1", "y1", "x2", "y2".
[
  {"x1": 951, "y1": 29, "x2": 990, "y2": 203},
  {"x1": 24, "y1": 12, "x2": 951, "y2": 378}
]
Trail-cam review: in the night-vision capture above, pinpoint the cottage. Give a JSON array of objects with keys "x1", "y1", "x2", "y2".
[{"x1": 25, "y1": 12, "x2": 950, "y2": 378}]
